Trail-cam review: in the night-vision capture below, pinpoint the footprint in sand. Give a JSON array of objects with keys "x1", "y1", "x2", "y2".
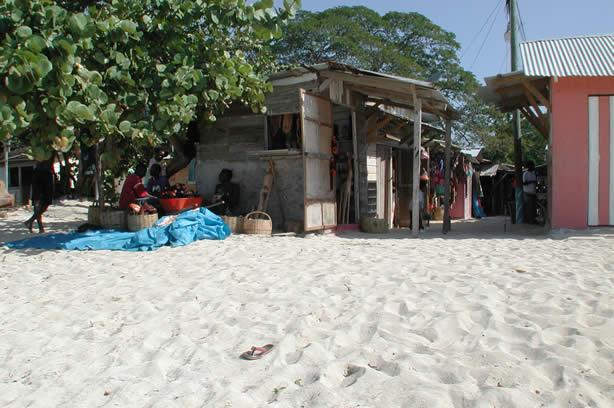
[
  {"x1": 368, "y1": 357, "x2": 401, "y2": 377},
  {"x1": 285, "y1": 350, "x2": 303, "y2": 365},
  {"x1": 341, "y1": 364, "x2": 366, "y2": 387}
]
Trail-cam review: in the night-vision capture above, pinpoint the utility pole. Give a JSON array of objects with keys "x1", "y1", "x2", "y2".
[{"x1": 508, "y1": 0, "x2": 524, "y2": 224}]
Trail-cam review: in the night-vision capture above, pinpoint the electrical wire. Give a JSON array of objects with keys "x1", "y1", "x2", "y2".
[
  {"x1": 469, "y1": 1, "x2": 504, "y2": 71},
  {"x1": 460, "y1": 0, "x2": 502, "y2": 60},
  {"x1": 517, "y1": 0, "x2": 528, "y2": 41},
  {"x1": 499, "y1": 46, "x2": 510, "y2": 72}
]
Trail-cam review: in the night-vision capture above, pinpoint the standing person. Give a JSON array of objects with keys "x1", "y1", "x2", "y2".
[
  {"x1": 145, "y1": 147, "x2": 167, "y2": 184},
  {"x1": 25, "y1": 159, "x2": 54, "y2": 233},
  {"x1": 523, "y1": 161, "x2": 537, "y2": 224}
]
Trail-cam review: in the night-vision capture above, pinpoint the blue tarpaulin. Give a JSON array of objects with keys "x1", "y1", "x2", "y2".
[{"x1": 2, "y1": 207, "x2": 231, "y2": 251}]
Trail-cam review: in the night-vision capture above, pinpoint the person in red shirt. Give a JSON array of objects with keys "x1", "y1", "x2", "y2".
[{"x1": 119, "y1": 164, "x2": 152, "y2": 210}]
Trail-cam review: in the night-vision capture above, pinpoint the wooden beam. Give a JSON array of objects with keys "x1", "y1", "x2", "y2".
[
  {"x1": 318, "y1": 78, "x2": 331, "y2": 93},
  {"x1": 351, "y1": 110, "x2": 360, "y2": 222},
  {"x1": 493, "y1": 95, "x2": 533, "y2": 112},
  {"x1": 523, "y1": 96, "x2": 550, "y2": 139},
  {"x1": 411, "y1": 97, "x2": 422, "y2": 238},
  {"x1": 443, "y1": 120, "x2": 452, "y2": 234},
  {"x1": 345, "y1": 83, "x2": 452, "y2": 119},
  {"x1": 519, "y1": 106, "x2": 548, "y2": 139},
  {"x1": 387, "y1": 121, "x2": 409, "y2": 134},
  {"x1": 521, "y1": 86, "x2": 550, "y2": 135},
  {"x1": 368, "y1": 116, "x2": 394, "y2": 137},
  {"x1": 365, "y1": 101, "x2": 383, "y2": 120},
  {"x1": 492, "y1": 78, "x2": 549, "y2": 98},
  {"x1": 367, "y1": 135, "x2": 388, "y2": 144},
  {"x1": 522, "y1": 79, "x2": 551, "y2": 111},
  {"x1": 366, "y1": 97, "x2": 415, "y2": 114},
  {"x1": 322, "y1": 70, "x2": 420, "y2": 97},
  {"x1": 491, "y1": 74, "x2": 546, "y2": 88}
]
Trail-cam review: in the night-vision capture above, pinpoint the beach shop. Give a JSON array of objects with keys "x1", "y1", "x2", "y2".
[
  {"x1": 194, "y1": 62, "x2": 458, "y2": 234},
  {"x1": 480, "y1": 33, "x2": 614, "y2": 229},
  {"x1": 0, "y1": 148, "x2": 36, "y2": 206}
]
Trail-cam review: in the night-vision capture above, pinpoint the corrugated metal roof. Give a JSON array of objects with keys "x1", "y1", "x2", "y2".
[{"x1": 521, "y1": 34, "x2": 614, "y2": 77}]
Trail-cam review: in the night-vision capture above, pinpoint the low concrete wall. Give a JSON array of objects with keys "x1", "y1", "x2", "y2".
[{"x1": 196, "y1": 153, "x2": 304, "y2": 230}]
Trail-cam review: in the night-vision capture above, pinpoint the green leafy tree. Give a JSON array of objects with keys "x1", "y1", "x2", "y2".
[
  {"x1": 271, "y1": 7, "x2": 502, "y2": 149},
  {"x1": 481, "y1": 116, "x2": 547, "y2": 166},
  {"x1": 1, "y1": 0, "x2": 300, "y2": 204}
]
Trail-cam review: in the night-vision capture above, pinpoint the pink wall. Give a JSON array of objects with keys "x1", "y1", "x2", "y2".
[
  {"x1": 551, "y1": 77, "x2": 614, "y2": 229},
  {"x1": 450, "y1": 174, "x2": 472, "y2": 219}
]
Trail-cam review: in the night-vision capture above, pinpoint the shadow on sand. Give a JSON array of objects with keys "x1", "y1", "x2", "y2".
[{"x1": 333, "y1": 216, "x2": 587, "y2": 241}]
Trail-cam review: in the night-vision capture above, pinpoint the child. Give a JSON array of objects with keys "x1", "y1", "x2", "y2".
[{"x1": 146, "y1": 164, "x2": 170, "y2": 197}]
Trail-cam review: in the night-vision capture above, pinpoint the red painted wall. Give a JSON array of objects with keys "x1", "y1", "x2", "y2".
[
  {"x1": 551, "y1": 76, "x2": 614, "y2": 229},
  {"x1": 450, "y1": 174, "x2": 473, "y2": 220}
]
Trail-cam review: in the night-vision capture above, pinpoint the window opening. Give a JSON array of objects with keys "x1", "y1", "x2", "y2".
[{"x1": 267, "y1": 114, "x2": 301, "y2": 150}]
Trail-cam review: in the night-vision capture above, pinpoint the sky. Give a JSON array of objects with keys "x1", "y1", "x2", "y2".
[{"x1": 274, "y1": 0, "x2": 614, "y2": 84}]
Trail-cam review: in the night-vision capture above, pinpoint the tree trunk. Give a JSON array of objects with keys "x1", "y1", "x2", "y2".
[
  {"x1": 165, "y1": 120, "x2": 199, "y2": 178},
  {"x1": 95, "y1": 143, "x2": 104, "y2": 208}
]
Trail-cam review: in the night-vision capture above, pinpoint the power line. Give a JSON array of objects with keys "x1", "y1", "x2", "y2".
[
  {"x1": 499, "y1": 45, "x2": 509, "y2": 73},
  {"x1": 517, "y1": 0, "x2": 528, "y2": 41},
  {"x1": 470, "y1": 1, "x2": 504, "y2": 71},
  {"x1": 461, "y1": 0, "x2": 503, "y2": 60}
]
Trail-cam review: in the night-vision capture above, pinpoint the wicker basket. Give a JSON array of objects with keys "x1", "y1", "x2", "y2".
[
  {"x1": 222, "y1": 215, "x2": 243, "y2": 234},
  {"x1": 242, "y1": 211, "x2": 272, "y2": 235},
  {"x1": 432, "y1": 207, "x2": 444, "y2": 221},
  {"x1": 100, "y1": 209, "x2": 126, "y2": 230},
  {"x1": 127, "y1": 212, "x2": 159, "y2": 232}
]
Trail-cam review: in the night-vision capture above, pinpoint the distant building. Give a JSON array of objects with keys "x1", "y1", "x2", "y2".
[{"x1": 0, "y1": 148, "x2": 36, "y2": 206}]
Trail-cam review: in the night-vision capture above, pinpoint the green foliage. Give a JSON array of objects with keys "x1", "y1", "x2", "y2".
[
  {"x1": 481, "y1": 115, "x2": 547, "y2": 166},
  {"x1": 0, "y1": 0, "x2": 301, "y2": 169},
  {"x1": 103, "y1": 169, "x2": 120, "y2": 205}
]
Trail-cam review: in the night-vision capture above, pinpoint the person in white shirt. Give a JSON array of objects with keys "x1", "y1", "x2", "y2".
[{"x1": 523, "y1": 161, "x2": 537, "y2": 224}]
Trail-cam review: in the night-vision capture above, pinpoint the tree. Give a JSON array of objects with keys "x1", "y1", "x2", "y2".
[
  {"x1": 271, "y1": 7, "x2": 503, "y2": 149},
  {"x1": 481, "y1": 116, "x2": 547, "y2": 166},
  {"x1": 1, "y1": 0, "x2": 300, "y2": 203}
]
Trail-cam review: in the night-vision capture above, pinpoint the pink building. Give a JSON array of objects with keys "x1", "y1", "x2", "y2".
[{"x1": 481, "y1": 34, "x2": 614, "y2": 229}]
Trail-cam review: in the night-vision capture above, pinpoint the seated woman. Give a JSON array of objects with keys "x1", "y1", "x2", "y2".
[
  {"x1": 119, "y1": 163, "x2": 156, "y2": 214},
  {"x1": 146, "y1": 164, "x2": 170, "y2": 197},
  {"x1": 211, "y1": 169, "x2": 239, "y2": 215}
]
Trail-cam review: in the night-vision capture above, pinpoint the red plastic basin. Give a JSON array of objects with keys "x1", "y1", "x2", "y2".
[{"x1": 159, "y1": 197, "x2": 203, "y2": 212}]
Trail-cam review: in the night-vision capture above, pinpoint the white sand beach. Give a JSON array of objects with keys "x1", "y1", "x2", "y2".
[{"x1": 1, "y1": 200, "x2": 613, "y2": 407}]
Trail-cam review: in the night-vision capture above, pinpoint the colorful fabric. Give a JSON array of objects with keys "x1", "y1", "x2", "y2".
[{"x1": 119, "y1": 174, "x2": 148, "y2": 209}]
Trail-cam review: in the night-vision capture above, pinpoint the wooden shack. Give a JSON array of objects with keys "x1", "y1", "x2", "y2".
[{"x1": 196, "y1": 62, "x2": 458, "y2": 234}]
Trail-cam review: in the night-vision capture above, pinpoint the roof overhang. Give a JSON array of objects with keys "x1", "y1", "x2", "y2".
[
  {"x1": 479, "y1": 71, "x2": 551, "y2": 139},
  {"x1": 269, "y1": 62, "x2": 459, "y2": 121}
]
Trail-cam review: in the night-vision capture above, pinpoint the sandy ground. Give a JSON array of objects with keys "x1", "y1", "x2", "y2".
[{"x1": 0, "y1": 200, "x2": 613, "y2": 407}]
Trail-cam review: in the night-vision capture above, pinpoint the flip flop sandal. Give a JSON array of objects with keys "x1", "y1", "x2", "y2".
[{"x1": 240, "y1": 344, "x2": 274, "y2": 360}]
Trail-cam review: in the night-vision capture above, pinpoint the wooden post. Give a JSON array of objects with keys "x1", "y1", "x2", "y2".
[
  {"x1": 95, "y1": 143, "x2": 104, "y2": 208},
  {"x1": 351, "y1": 110, "x2": 360, "y2": 223},
  {"x1": 411, "y1": 98, "x2": 422, "y2": 237},
  {"x1": 443, "y1": 120, "x2": 452, "y2": 233},
  {"x1": 3, "y1": 141, "x2": 8, "y2": 188},
  {"x1": 426, "y1": 146, "x2": 430, "y2": 219}
]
